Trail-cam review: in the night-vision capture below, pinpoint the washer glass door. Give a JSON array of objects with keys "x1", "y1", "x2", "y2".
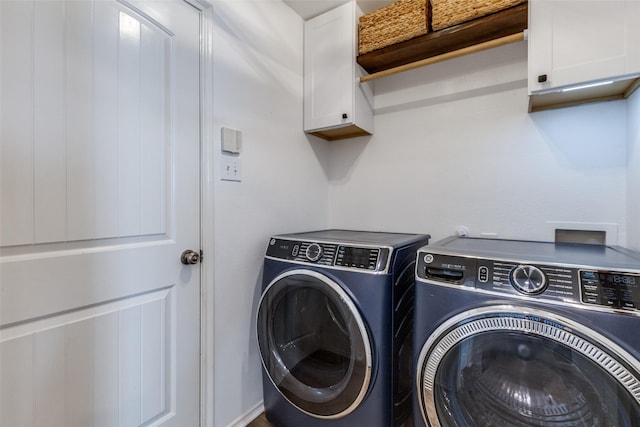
[
  {"x1": 257, "y1": 269, "x2": 372, "y2": 419},
  {"x1": 417, "y1": 306, "x2": 640, "y2": 427}
]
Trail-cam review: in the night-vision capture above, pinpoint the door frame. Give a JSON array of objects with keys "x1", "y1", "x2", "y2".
[{"x1": 186, "y1": 0, "x2": 215, "y2": 425}]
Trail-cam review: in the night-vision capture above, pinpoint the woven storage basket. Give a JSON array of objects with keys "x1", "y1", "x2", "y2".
[
  {"x1": 432, "y1": 0, "x2": 526, "y2": 31},
  {"x1": 358, "y1": 0, "x2": 430, "y2": 55}
]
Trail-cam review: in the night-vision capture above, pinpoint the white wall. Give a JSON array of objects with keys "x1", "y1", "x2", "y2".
[
  {"x1": 211, "y1": 2, "x2": 329, "y2": 425},
  {"x1": 209, "y1": 5, "x2": 638, "y2": 424},
  {"x1": 628, "y1": 89, "x2": 640, "y2": 250},
  {"x1": 328, "y1": 41, "x2": 629, "y2": 244}
]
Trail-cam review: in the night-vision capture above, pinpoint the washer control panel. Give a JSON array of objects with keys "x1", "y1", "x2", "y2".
[
  {"x1": 474, "y1": 260, "x2": 575, "y2": 301},
  {"x1": 417, "y1": 251, "x2": 640, "y2": 312},
  {"x1": 266, "y1": 238, "x2": 390, "y2": 272},
  {"x1": 580, "y1": 270, "x2": 640, "y2": 310}
]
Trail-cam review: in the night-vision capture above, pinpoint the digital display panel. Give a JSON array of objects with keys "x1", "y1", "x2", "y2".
[
  {"x1": 343, "y1": 247, "x2": 373, "y2": 267},
  {"x1": 581, "y1": 270, "x2": 640, "y2": 310},
  {"x1": 605, "y1": 273, "x2": 637, "y2": 286},
  {"x1": 336, "y1": 246, "x2": 379, "y2": 269}
]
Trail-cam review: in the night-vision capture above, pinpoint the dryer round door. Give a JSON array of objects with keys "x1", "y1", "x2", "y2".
[
  {"x1": 256, "y1": 269, "x2": 373, "y2": 419},
  {"x1": 416, "y1": 305, "x2": 640, "y2": 427}
]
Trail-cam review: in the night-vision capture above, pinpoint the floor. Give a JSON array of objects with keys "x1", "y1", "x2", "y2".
[{"x1": 247, "y1": 413, "x2": 274, "y2": 427}]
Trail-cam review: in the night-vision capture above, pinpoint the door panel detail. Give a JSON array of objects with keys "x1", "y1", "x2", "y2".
[
  {"x1": 1, "y1": 288, "x2": 175, "y2": 426},
  {"x1": 1, "y1": 0, "x2": 172, "y2": 247}
]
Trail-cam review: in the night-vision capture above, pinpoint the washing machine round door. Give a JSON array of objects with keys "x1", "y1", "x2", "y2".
[
  {"x1": 416, "y1": 305, "x2": 640, "y2": 427},
  {"x1": 256, "y1": 269, "x2": 373, "y2": 419}
]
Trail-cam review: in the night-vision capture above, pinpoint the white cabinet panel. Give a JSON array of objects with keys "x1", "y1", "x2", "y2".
[
  {"x1": 303, "y1": 1, "x2": 373, "y2": 140},
  {"x1": 627, "y1": 1, "x2": 640, "y2": 73},
  {"x1": 304, "y1": 6, "x2": 352, "y2": 130},
  {"x1": 529, "y1": 0, "x2": 639, "y2": 94}
]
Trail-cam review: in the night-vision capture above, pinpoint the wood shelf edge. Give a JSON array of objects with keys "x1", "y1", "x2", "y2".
[
  {"x1": 357, "y1": 3, "x2": 528, "y2": 75},
  {"x1": 306, "y1": 124, "x2": 372, "y2": 141}
]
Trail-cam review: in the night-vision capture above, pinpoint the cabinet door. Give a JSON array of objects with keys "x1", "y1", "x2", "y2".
[
  {"x1": 627, "y1": 1, "x2": 640, "y2": 74},
  {"x1": 304, "y1": 2, "x2": 354, "y2": 131},
  {"x1": 529, "y1": 0, "x2": 628, "y2": 93}
]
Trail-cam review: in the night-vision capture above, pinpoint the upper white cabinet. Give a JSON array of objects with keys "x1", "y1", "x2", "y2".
[
  {"x1": 528, "y1": 0, "x2": 640, "y2": 110},
  {"x1": 304, "y1": 1, "x2": 373, "y2": 140}
]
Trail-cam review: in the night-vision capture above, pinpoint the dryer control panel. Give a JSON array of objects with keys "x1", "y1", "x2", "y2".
[
  {"x1": 417, "y1": 251, "x2": 640, "y2": 312},
  {"x1": 266, "y1": 238, "x2": 391, "y2": 273}
]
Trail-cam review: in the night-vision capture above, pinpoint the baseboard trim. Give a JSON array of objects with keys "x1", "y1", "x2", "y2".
[{"x1": 227, "y1": 401, "x2": 264, "y2": 427}]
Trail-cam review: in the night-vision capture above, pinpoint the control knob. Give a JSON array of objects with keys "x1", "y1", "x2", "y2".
[
  {"x1": 510, "y1": 265, "x2": 547, "y2": 294},
  {"x1": 305, "y1": 243, "x2": 323, "y2": 262}
]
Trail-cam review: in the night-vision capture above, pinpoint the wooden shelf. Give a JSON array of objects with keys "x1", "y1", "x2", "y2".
[{"x1": 356, "y1": 3, "x2": 528, "y2": 74}]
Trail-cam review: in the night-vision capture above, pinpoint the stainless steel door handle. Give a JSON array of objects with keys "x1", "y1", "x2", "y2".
[{"x1": 181, "y1": 250, "x2": 200, "y2": 265}]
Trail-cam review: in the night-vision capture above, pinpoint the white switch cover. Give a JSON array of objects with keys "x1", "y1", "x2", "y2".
[
  {"x1": 221, "y1": 127, "x2": 241, "y2": 154},
  {"x1": 220, "y1": 155, "x2": 242, "y2": 182}
]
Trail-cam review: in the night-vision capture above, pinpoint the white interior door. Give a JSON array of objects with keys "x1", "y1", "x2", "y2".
[{"x1": 0, "y1": 0, "x2": 202, "y2": 425}]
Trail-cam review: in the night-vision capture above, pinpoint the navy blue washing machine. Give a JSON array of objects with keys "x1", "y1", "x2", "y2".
[
  {"x1": 413, "y1": 236, "x2": 640, "y2": 427},
  {"x1": 257, "y1": 230, "x2": 430, "y2": 427}
]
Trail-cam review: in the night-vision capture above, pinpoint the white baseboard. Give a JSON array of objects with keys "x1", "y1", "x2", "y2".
[{"x1": 227, "y1": 401, "x2": 265, "y2": 427}]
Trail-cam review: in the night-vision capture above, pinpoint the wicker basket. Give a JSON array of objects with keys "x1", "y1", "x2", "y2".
[
  {"x1": 431, "y1": 0, "x2": 526, "y2": 31},
  {"x1": 358, "y1": 0, "x2": 430, "y2": 55}
]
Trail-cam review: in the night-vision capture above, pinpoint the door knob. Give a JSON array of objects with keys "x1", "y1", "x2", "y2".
[{"x1": 181, "y1": 249, "x2": 200, "y2": 265}]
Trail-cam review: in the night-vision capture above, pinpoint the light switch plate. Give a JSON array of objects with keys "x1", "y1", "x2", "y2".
[
  {"x1": 220, "y1": 155, "x2": 242, "y2": 182},
  {"x1": 221, "y1": 127, "x2": 241, "y2": 154}
]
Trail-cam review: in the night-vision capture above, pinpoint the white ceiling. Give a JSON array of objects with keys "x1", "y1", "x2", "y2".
[{"x1": 283, "y1": 0, "x2": 395, "y2": 20}]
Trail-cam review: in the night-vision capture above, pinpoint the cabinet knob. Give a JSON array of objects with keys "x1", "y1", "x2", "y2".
[
  {"x1": 538, "y1": 74, "x2": 548, "y2": 83},
  {"x1": 342, "y1": 113, "x2": 348, "y2": 119}
]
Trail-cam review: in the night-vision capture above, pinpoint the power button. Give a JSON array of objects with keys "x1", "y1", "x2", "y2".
[{"x1": 478, "y1": 266, "x2": 489, "y2": 283}]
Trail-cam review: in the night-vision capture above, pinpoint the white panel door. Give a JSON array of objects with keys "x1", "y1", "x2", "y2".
[{"x1": 0, "y1": 0, "x2": 201, "y2": 426}]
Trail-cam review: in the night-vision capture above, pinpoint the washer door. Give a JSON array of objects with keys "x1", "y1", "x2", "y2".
[
  {"x1": 257, "y1": 269, "x2": 373, "y2": 419},
  {"x1": 417, "y1": 305, "x2": 640, "y2": 427}
]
